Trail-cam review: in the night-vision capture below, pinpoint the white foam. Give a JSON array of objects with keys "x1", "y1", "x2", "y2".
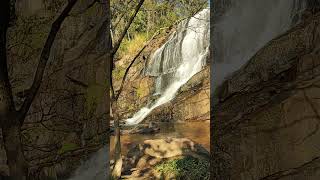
[{"x1": 125, "y1": 9, "x2": 210, "y2": 125}]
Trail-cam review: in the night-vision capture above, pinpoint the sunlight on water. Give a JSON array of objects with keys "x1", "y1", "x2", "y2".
[
  {"x1": 125, "y1": 9, "x2": 210, "y2": 125},
  {"x1": 110, "y1": 121, "x2": 210, "y2": 157}
]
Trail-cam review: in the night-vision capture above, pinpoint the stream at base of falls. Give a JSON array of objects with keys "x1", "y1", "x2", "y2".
[
  {"x1": 110, "y1": 121, "x2": 210, "y2": 158},
  {"x1": 68, "y1": 1, "x2": 311, "y2": 178}
]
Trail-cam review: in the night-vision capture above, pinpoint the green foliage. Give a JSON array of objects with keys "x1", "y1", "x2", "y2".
[
  {"x1": 156, "y1": 156, "x2": 210, "y2": 180},
  {"x1": 118, "y1": 32, "x2": 148, "y2": 57},
  {"x1": 130, "y1": 10, "x2": 148, "y2": 33},
  {"x1": 111, "y1": 0, "x2": 208, "y2": 87},
  {"x1": 58, "y1": 143, "x2": 79, "y2": 154},
  {"x1": 111, "y1": 0, "x2": 208, "y2": 59}
]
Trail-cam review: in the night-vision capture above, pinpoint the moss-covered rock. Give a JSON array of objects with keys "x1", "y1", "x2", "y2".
[{"x1": 121, "y1": 138, "x2": 209, "y2": 179}]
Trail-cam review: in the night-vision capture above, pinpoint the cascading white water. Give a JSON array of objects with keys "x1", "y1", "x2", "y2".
[
  {"x1": 212, "y1": 0, "x2": 307, "y2": 88},
  {"x1": 125, "y1": 8, "x2": 210, "y2": 125},
  {"x1": 67, "y1": 9, "x2": 209, "y2": 180},
  {"x1": 66, "y1": 2, "x2": 312, "y2": 179}
]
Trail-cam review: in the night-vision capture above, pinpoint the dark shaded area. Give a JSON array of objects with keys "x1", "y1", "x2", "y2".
[{"x1": 210, "y1": 2, "x2": 320, "y2": 179}]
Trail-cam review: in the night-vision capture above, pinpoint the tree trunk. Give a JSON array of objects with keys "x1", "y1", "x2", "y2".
[
  {"x1": 109, "y1": 0, "x2": 145, "y2": 178},
  {"x1": 0, "y1": 1, "x2": 28, "y2": 179},
  {"x1": 2, "y1": 124, "x2": 28, "y2": 180},
  {"x1": 0, "y1": 0, "x2": 14, "y2": 124},
  {"x1": 111, "y1": 109, "x2": 122, "y2": 179}
]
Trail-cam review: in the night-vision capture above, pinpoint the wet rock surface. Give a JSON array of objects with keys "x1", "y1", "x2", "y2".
[
  {"x1": 113, "y1": 29, "x2": 210, "y2": 124},
  {"x1": 110, "y1": 122, "x2": 160, "y2": 135}
]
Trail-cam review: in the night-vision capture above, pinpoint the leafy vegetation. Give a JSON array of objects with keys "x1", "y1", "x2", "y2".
[
  {"x1": 156, "y1": 156, "x2": 210, "y2": 180},
  {"x1": 111, "y1": 0, "x2": 208, "y2": 58},
  {"x1": 119, "y1": 33, "x2": 148, "y2": 56}
]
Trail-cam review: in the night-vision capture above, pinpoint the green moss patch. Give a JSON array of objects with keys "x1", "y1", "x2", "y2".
[{"x1": 156, "y1": 156, "x2": 209, "y2": 180}]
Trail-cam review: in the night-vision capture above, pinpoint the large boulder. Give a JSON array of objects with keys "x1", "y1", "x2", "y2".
[{"x1": 121, "y1": 138, "x2": 209, "y2": 179}]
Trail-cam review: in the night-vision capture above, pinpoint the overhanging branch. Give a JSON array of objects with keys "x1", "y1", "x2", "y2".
[
  {"x1": 111, "y1": 0, "x2": 145, "y2": 56},
  {"x1": 18, "y1": 0, "x2": 79, "y2": 124},
  {"x1": 114, "y1": 30, "x2": 161, "y2": 101}
]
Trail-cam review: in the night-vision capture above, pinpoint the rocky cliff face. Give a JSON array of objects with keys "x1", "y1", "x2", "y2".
[
  {"x1": 143, "y1": 65, "x2": 210, "y2": 123},
  {"x1": 211, "y1": 10, "x2": 320, "y2": 180},
  {"x1": 1, "y1": 0, "x2": 108, "y2": 178},
  {"x1": 113, "y1": 9, "x2": 210, "y2": 125},
  {"x1": 113, "y1": 33, "x2": 210, "y2": 124}
]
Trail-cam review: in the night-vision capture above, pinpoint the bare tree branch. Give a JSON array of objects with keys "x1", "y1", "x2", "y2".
[
  {"x1": 111, "y1": 0, "x2": 145, "y2": 56},
  {"x1": 18, "y1": 0, "x2": 79, "y2": 124},
  {"x1": 114, "y1": 30, "x2": 161, "y2": 100}
]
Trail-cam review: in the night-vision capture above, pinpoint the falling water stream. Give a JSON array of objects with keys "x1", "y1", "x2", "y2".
[
  {"x1": 68, "y1": 1, "x2": 309, "y2": 178},
  {"x1": 125, "y1": 8, "x2": 210, "y2": 125}
]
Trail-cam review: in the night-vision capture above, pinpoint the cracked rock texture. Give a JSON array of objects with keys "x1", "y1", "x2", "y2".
[
  {"x1": 1, "y1": 0, "x2": 109, "y2": 178},
  {"x1": 211, "y1": 11, "x2": 320, "y2": 180}
]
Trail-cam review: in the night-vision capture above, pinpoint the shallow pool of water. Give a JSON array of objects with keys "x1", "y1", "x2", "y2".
[{"x1": 110, "y1": 121, "x2": 210, "y2": 158}]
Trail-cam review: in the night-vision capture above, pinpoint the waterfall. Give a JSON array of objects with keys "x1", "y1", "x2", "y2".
[
  {"x1": 125, "y1": 8, "x2": 210, "y2": 125},
  {"x1": 212, "y1": 0, "x2": 307, "y2": 88}
]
